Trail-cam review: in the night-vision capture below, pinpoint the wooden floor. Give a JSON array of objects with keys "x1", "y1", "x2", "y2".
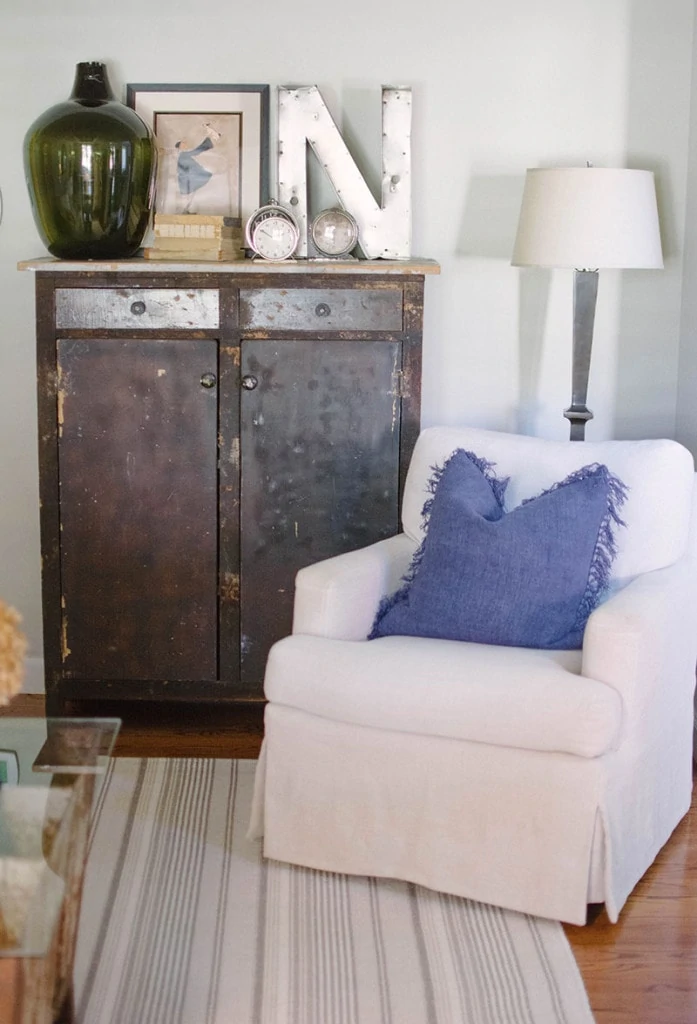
[{"x1": 3, "y1": 694, "x2": 696, "y2": 1024}]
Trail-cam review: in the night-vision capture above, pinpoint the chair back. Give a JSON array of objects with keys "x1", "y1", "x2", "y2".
[{"x1": 402, "y1": 426, "x2": 695, "y2": 585}]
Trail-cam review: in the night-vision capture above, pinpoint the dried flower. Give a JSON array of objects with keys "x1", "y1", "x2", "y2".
[{"x1": 0, "y1": 601, "x2": 26, "y2": 705}]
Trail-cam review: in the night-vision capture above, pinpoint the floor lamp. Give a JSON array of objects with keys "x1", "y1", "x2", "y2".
[{"x1": 511, "y1": 167, "x2": 663, "y2": 440}]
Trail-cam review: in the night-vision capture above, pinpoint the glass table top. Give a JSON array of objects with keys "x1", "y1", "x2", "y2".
[{"x1": 0, "y1": 718, "x2": 120, "y2": 957}]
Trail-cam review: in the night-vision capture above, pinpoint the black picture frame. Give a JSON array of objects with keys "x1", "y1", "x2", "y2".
[{"x1": 126, "y1": 83, "x2": 270, "y2": 225}]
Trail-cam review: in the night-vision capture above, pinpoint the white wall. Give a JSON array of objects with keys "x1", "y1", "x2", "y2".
[
  {"x1": 1, "y1": 0, "x2": 693, "y2": 661},
  {"x1": 678, "y1": 3, "x2": 697, "y2": 451}
]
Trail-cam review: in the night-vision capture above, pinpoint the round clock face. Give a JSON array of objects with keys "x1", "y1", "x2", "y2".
[
  {"x1": 245, "y1": 203, "x2": 300, "y2": 261},
  {"x1": 311, "y1": 208, "x2": 359, "y2": 257}
]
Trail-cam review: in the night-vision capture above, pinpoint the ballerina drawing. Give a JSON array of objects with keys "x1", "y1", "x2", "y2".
[
  {"x1": 176, "y1": 137, "x2": 214, "y2": 196},
  {"x1": 154, "y1": 112, "x2": 241, "y2": 216}
]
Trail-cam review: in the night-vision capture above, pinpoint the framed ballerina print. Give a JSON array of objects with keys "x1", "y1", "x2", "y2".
[{"x1": 126, "y1": 84, "x2": 270, "y2": 224}]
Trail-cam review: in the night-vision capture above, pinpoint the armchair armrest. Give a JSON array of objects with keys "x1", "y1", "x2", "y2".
[
  {"x1": 582, "y1": 554, "x2": 697, "y2": 734},
  {"x1": 292, "y1": 533, "x2": 417, "y2": 640}
]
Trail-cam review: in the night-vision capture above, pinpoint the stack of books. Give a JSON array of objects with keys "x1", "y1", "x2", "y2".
[{"x1": 144, "y1": 214, "x2": 245, "y2": 261}]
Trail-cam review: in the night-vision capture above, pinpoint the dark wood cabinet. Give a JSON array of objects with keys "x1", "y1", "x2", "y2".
[
  {"x1": 57, "y1": 337, "x2": 219, "y2": 683},
  {"x1": 23, "y1": 258, "x2": 439, "y2": 713}
]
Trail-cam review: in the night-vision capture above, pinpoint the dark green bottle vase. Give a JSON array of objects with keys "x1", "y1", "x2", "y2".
[{"x1": 24, "y1": 62, "x2": 156, "y2": 259}]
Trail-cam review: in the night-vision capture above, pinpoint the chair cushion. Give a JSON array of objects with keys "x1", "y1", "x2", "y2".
[
  {"x1": 402, "y1": 427, "x2": 695, "y2": 585},
  {"x1": 370, "y1": 448, "x2": 627, "y2": 650},
  {"x1": 264, "y1": 634, "x2": 623, "y2": 758}
]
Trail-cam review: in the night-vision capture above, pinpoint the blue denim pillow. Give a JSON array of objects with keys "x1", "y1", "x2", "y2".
[{"x1": 370, "y1": 449, "x2": 628, "y2": 650}]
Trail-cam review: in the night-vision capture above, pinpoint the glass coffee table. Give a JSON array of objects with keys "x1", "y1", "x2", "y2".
[{"x1": 0, "y1": 717, "x2": 120, "y2": 1024}]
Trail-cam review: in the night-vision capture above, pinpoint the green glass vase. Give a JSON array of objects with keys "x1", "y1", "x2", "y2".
[{"x1": 24, "y1": 62, "x2": 156, "y2": 259}]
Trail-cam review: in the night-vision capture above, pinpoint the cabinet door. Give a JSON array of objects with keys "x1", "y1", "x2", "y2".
[
  {"x1": 240, "y1": 338, "x2": 401, "y2": 687},
  {"x1": 57, "y1": 338, "x2": 219, "y2": 682}
]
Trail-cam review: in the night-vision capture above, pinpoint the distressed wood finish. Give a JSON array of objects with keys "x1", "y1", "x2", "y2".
[
  {"x1": 55, "y1": 287, "x2": 220, "y2": 330},
  {"x1": 26, "y1": 259, "x2": 438, "y2": 709},
  {"x1": 21, "y1": 774, "x2": 95, "y2": 1024},
  {"x1": 239, "y1": 285, "x2": 403, "y2": 332},
  {"x1": 0, "y1": 960, "x2": 21, "y2": 1024},
  {"x1": 35, "y1": 274, "x2": 64, "y2": 708},
  {"x1": 20, "y1": 257, "x2": 439, "y2": 276},
  {"x1": 240, "y1": 337, "x2": 401, "y2": 685},
  {"x1": 217, "y1": 286, "x2": 242, "y2": 686},
  {"x1": 401, "y1": 277, "x2": 425, "y2": 504},
  {"x1": 1, "y1": 773, "x2": 96, "y2": 1024},
  {"x1": 57, "y1": 338, "x2": 219, "y2": 683}
]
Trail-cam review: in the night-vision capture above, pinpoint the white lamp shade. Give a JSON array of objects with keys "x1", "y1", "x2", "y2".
[{"x1": 511, "y1": 167, "x2": 663, "y2": 270}]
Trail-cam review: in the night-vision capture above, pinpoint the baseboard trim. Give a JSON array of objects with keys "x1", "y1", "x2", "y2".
[{"x1": 23, "y1": 657, "x2": 45, "y2": 694}]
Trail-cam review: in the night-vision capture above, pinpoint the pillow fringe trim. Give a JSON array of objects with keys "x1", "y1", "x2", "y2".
[
  {"x1": 572, "y1": 465, "x2": 628, "y2": 631},
  {"x1": 368, "y1": 449, "x2": 508, "y2": 639},
  {"x1": 520, "y1": 462, "x2": 628, "y2": 635}
]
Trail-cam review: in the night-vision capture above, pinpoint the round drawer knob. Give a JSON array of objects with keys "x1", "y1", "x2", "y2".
[
  {"x1": 200, "y1": 372, "x2": 217, "y2": 389},
  {"x1": 130, "y1": 300, "x2": 146, "y2": 315},
  {"x1": 241, "y1": 374, "x2": 259, "y2": 391},
  {"x1": 315, "y1": 303, "x2": 331, "y2": 317}
]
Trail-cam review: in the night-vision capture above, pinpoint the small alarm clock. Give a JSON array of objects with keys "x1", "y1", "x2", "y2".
[
  {"x1": 310, "y1": 207, "x2": 359, "y2": 258},
  {"x1": 245, "y1": 201, "x2": 300, "y2": 261}
]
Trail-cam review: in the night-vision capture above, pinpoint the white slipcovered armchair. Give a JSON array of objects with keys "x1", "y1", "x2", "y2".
[{"x1": 250, "y1": 426, "x2": 697, "y2": 925}]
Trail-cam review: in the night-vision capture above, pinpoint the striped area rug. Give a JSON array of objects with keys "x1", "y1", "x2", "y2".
[{"x1": 74, "y1": 758, "x2": 595, "y2": 1024}]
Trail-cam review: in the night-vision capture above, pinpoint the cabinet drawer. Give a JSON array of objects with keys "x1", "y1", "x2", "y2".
[
  {"x1": 55, "y1": 288, "x2": 220, "y2": 330},
  {"x1": 239, "y1": 287, "x2": 403, "y2": 332}
]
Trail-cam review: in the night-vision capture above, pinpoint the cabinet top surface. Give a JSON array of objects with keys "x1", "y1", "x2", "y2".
[{"x1": 18, "y1": 256, "x2": 440, "y2": 276}]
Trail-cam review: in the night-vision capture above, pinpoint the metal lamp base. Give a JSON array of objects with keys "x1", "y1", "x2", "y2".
[
  {"x1": 563, "y1": 405, "x2": 594, "y2": 442},
  {"x1": 564, "y1": 269, "x2": 598, "y2": 442}
]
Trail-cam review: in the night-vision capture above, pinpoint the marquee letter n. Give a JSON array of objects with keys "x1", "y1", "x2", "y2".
[{"x1": 277, "y1": 85, "x2": 412, "y2": 259}]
